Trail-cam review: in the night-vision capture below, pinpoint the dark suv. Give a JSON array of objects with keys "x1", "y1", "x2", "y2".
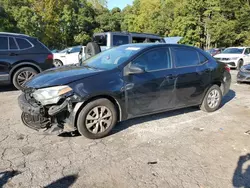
[
  {"x1": 0, "y1": 32, "x2": 54, "y2": 90},
  {"x1": 18, "y1": 43, "x2": 231, "y2": 139}
]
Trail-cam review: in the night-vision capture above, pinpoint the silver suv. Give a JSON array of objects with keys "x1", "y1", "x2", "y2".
[{"x1": 84, "y1": 32, "x2": 165, "y2": 59}]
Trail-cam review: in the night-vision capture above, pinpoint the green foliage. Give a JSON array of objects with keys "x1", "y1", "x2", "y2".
[{"x1": 1, "y1": 0, "x2": 250, "y2": 49}]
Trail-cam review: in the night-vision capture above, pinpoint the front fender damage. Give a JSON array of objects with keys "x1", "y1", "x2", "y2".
[{"x1": 18, "y1": 92, "x2": 82, "y2": 135}]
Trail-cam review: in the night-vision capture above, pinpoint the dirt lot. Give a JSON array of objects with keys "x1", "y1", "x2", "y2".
[{"x1": 0, "y1": 70, "x2": 250, "y2": 188}]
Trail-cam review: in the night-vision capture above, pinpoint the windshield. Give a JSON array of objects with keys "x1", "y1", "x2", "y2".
[
  {"x1": 82, "y1": 45, "x2": 143, "y2": 70},
  {"x1": 222, "y1": 48, "x2": 244, "y2": 54},
  {"x1": 60, "y1": 48, "x2": 70, "y2": 53}
]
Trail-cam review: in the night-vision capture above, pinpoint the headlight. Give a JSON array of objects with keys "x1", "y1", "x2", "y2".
[
  {"x1": 230, "y1": 57, "x2": 238, "y2": 60},
  {"x1": 32, "y1": 85, "x2": 72, "y2": 105}
]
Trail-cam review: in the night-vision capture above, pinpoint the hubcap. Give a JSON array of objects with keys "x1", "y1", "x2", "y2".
[
  {"x1": 207, "y1": 89, "x2": 220, "y2": 108},
  {"x1": 85, "y1": 106, "x2": 112, "y2": 134},
  {"x1": 17, "y1": 71, "x2": 36, "y2": 86}
]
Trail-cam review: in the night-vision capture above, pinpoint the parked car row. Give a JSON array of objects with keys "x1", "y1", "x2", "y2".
[
  {"x1": 1, "y1": 32, "x2": 250, "y2": 139},
  {"x1": 18, "y1": 43, "x2": 232, "y2": 139},
  {"x1": 0, "y1": 32, "x2": 54, "y2": 90}
]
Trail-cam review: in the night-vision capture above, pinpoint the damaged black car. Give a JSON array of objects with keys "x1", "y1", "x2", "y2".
[{"x1": 18, "y1": 43, "x2": 231, "y2": 139}]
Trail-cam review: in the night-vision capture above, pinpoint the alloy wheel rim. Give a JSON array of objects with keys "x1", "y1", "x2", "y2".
[
  {"x1": 85, "y1": 106, "x2": 112, "y2": 134},
  {"x1": 17, "y1": 71, "x2": 36, "y2": 86},
  {"x1": 207, "y1": 89, "x2": 220, "y2": 108},
  {"x1": 54, "y1": 60, "x2": 62, "y2": 67}
]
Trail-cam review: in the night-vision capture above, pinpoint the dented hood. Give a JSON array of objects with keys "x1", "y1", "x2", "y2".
[{"x1": 25, "y1": 65, "x2": 103, "y2": 89}]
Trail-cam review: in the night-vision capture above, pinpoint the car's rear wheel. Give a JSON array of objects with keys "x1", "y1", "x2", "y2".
[
  {"x1": 77, "y1": 99, "x2": 117, "y2": 139},
  {"x1": 13, "y1": 67, "x2": 38, "y2": 90},
  {"x1": 200, "y1": 85, "x2": 222, "y2": 112},
  {"x1": 237, "y1": 59, "x2": 244, "y2": 70},
  {"x1": 54, "y1": 59, "x2": 63, "y2": 67}
]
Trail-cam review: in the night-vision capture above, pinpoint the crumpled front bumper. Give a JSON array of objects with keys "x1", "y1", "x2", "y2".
[
  {"x1": 18, "y1": 93, "x2": 81, "y2": 132},
  {"x1": 18, "y1": 94, "x2": 43, "y2": 115}
]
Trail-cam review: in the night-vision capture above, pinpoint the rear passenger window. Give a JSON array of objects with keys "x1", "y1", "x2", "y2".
[
  {"x1": 113, "y1": 35, "x2": 129, "y2": 46},
  {"x1": 132, "y1": 48, "x2": 171, "y2": 71},
  {"x1": 16, "y1": 38, "x2": 32, "y2": 49},
  {"x1": 9, "y1": 37, "x2": 18, "y2": 50},
  {"x1": 172, "y1": 47, "x2": 199, "y2": 67},
  {"x1": 0, "y1": 37, "x2": 8, "y2": 50},
  {"x1": 199, "y1": 53, "x2": 208, "y2": 64}
]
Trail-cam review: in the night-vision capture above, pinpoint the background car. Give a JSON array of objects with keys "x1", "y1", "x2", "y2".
[
  {"x1": 0, "y1": 32, "x2": 54, "y2": 90},
  {"x1": 53, "y1": 46, "x2": 84, "y2": 67},
  {"x1": 214, "y1": 47, "x2": 250, "y2": 69},
  {"x1": 84, "y1": 32, "x2": 165, "y2": 59},
  {"x1": 18, "y1": 43, "x2": 231, "y2": 139},
  {"x1": 206, "y1": 48, "x2": 224, "y2": 56},
  {"x1": 237, "y1": 64, "x2": 250, "y2": 83}
]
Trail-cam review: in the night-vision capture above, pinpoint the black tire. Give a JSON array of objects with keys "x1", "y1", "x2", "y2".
[
  {"x1": 85, "y1": 42, "x2": 101, "y2": 59},
  {"x1": 237, "y1": 59, "x2": 244, "y2": 70},
  {"x1": 200, "y1": 85, "x2": 222, "y2": 112},
  {"x1": 13, "y1": 67, "x2": 38, "y2": 90},
  {"x1": 77, "y1": 99, "x2": 117, "y2": 139},
  {"x1": 54, "y1": 59, "x2": 63, "y2": 67}
]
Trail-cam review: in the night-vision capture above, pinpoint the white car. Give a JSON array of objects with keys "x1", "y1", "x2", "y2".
[
  {"x1": 53, "y1": 46, "x2": 85, "y2": 66},
  {"x1": 214, "y1": 47, "x2": 250, "y2": 69}
]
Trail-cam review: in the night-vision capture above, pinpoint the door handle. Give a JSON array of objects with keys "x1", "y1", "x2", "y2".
[
  {"x1": 166, "y1": 75, "x2": 176, "y2": 80},
  {"x1": 9, "y1": 53, "x2": 18, "y2": 56},
  {"x1": 204, "y1": 69, "x2": 210, "y2": 73}
]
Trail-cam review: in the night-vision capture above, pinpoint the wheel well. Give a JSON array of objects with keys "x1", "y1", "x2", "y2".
[
  {"x1": 10, "y1": 64, "x2": 40, "y2": 83},
  {"x1": 212, "y1": 81, "x2": 221, "y2": 87},
  {"x1": 212, "y1": 81, "x2": 224, "y2": 94},
  {"x1": 74, "y1": 95, "x2": 122, "y2": 127},
  {"x1": 54, "y1": 59, "x2": 63, "y2": 63}
]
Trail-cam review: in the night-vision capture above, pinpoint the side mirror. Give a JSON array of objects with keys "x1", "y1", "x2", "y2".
[
  {"x1": 66, "y1": 50, "x2": 71, "y2": 54},
  {"x1": 127, "y1": 64, "x2": 145, "y2": 75}
]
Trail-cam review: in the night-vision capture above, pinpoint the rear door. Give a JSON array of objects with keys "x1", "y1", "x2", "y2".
[
  {"x1": 171, "y1": 47, "x2": 211, "y2": 107},
  {"x1": 0, "y1": 36, "x2": 10, "y2": 82}
]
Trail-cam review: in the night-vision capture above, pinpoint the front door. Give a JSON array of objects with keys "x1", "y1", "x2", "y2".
[
  {"x1": 171, "y1": 47, "x2": 211, "y2": 107},
  {"x1": 124, "y1": 47, "x2": 176, "y2": 117},
  {"x1": 243, "y1": 48, "x2": 250, "y2": 64}
]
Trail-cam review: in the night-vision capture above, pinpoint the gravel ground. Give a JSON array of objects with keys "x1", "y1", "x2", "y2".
[{"x1": 0, "y1": 70, "x2": 250, "y2": 188}]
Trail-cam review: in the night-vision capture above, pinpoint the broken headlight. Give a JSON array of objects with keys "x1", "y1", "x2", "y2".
[{"x1": 32, "y1": 86, "x2": 72, "y2": 105}]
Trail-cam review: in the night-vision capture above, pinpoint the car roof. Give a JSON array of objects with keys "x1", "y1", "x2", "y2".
[
  {"x1": 0, "y1": 32, "x2": 32, "y2": 38},
  {"x1": 227, "y1": 47, "x2": 248, "y2": 49},
  {"x1": 94, "y1": 32, "x2": 163, "y2": 39},
  {"x1": 120, "y1": 43, "x2": 198, "y2": 49}
]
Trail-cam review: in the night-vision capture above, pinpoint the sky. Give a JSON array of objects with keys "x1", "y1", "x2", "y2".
[{"x1": 107, "y1": 0, "x2": 134, "y2": 10}]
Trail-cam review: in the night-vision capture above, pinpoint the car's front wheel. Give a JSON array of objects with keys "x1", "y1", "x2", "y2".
[
  {"x1": 77, "y1": 99, "x2": 117, "y2": 139},
  {"x1": 237, "y1": 59, "x2": 244, "y2": 70},
  {"x1": 200, "y1": 85, "x2": 222, "y2": 112}
]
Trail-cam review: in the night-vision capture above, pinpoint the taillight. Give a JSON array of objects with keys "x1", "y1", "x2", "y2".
[
  {"x1": 225, "y1": 65, "x2": 230, "y2": 72},
  {"x1": 47, "y1": 54, "x2": 53, "y2": 60}
]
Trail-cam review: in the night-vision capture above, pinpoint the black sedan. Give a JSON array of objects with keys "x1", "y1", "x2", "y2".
[
  {"x1": 237, "y1": 64, "x2": 250, "y2": 83},
  {"x1": 18, "y1": 43, "x2": 231, "y2": 139}
]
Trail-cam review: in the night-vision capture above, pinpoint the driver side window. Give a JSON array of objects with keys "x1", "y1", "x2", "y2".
[
  {"x1": 244, "y1": 48, "x2": 250, "y2": 55},
  {"x1": 131, "y1": 48, "x2": 171, "y2": 72}
]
